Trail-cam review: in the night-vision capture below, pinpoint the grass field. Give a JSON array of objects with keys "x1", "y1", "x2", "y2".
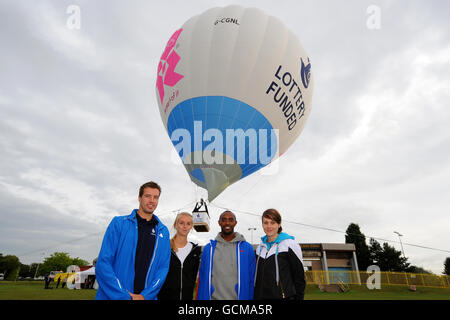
[
  {"x1": 0, "y1": 281, "x2": 96, "y2": 300},
  {"x1": 305, "y1": 284, "x2": 450, "y2": 300},
  {"x1": 0, "y1": 281, "x2": 449, "y2": 300}
]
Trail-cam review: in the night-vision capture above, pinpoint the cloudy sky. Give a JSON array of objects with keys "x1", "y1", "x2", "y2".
[{"x1": 1, "y1": 0, "x2": 449, "y2": 274}]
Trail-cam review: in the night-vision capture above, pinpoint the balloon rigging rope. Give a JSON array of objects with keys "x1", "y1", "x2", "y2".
[
  {"x1": 209, "y1": 203, "x2": 450, "y2": 254},
  {"x1": 17, "y1": 200, "x2": 198, "y2": 258},
  {"x1": 17, "y1": 201, "x2": 450, "y2": 258}
]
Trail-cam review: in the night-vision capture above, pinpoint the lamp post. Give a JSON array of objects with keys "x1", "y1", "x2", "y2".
[
  {"x1": 393, "y1": 231, "x2": 406, "y2": 258},
  {"x1": 248, "y1": 227, "x2": 257, "y2": 244},
  {"x1": 34, "y1": 252, "x2": 45, "y2": 279}
]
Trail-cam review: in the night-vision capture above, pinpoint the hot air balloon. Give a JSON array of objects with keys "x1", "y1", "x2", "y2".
[{"x1": 156, "y1": 5, "x2": 313, "y2": 204}]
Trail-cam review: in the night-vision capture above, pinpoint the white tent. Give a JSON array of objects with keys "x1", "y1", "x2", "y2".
[{"x1": 67, "y1": 267, "x2": 98, "y2": 290}]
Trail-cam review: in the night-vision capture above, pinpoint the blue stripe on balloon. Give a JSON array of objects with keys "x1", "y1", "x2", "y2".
[
  {"x1": 190, "y1": 168, "x2": 206, "y2": 183},
  {"x1": 167, "y1": 96, "x2": 277, "y2": 179}
]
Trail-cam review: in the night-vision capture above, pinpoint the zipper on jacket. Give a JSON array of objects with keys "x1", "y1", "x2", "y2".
[
  {"x1": 171, "y1": 248, "x2": 183, "y2": 300},
  {"x1": 144, "y1": 226, "x2": 160, "y2": 290},
  {"x1": 180, "y1": 263, "x2": 183, "y2": 300},
  {"x1": 116, "y1": 277, "x2": 123, "y2": 290},
  {"x1": 176, "y1": 243, "x2": 196, "y2": 300},
  {"x1": 208, "y1": 241, "x2": 214, "y2": 299},
  {"x1": 257, "y1": 244, "x2": 269, "y2": 299},
  {"x1": 279, "y1": 278, "x2": 286, "y2": 299},
  {"x1": 237, "y1": 242, "x2": 241, "y2": 299},
  {"x1": 255, "y1": 245, "x2": 266, "y2": 298},
  {"x1": 274, "y1": 243, "x2": 285, "y2": 299},
  {"x1": 131, "y1": 216, "x2": 138, "y2": 293}
]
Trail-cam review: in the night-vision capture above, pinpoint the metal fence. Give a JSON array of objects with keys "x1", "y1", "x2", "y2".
[{"x1": 304, "y1": 270, "x2": 450, "y2": 289}]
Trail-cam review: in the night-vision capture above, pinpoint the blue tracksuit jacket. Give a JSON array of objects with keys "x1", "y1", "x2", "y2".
[
  {"x1": 196, "y1": 239, "x2": 255, "y2": 300},
  {"x1": 95, "y1": 209, "x2": 170, "y2": 300}
]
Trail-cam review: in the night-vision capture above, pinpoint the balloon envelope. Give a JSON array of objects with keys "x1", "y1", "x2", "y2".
[{"x1": 156, "y1": 5, "x2": 314, "y2": 201}]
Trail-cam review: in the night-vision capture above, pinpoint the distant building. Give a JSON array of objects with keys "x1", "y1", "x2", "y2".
[
  {"x1": 253, "y1": 242, "x2": 360, "y2": 283},
  {"x1": 300, "y1": 243, "x2": 359, "y2": 271},
  {"x1": 252, "y1": 243, "x2": 359, "y2": 271},
  {"x1": 301, "y1": 243, "x2": 360, "y2": 284}
]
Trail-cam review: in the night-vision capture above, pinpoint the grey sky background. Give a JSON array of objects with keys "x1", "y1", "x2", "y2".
[{"x1": 1, "y1": 0, "x2": 449, "y2": 274}]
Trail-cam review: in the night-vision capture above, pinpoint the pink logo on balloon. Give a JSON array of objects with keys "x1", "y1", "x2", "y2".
[{"x1": 157, "y1": 29, "x2": 184, "y2": 104}]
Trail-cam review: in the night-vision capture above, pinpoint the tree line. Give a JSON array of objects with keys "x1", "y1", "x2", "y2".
[
  {"x1": 0, "y1": 252, "x2": 89, "y2": 280},
  {"x1": 2, "y1": 227, "x2": 450, "y2": 280},
  {"x1": 345, "y1": 223, "x2": 450, "y2": 275}
]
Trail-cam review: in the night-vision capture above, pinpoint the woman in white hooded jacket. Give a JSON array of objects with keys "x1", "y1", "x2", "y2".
[{"x1": 254, "y1": 208, "x2": 306, "y2": 300}]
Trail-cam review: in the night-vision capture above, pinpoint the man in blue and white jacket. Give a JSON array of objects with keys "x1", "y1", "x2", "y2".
[
  {"x1": 95, "y1": 181, "x2": 171, "y2": 300},
  {"x1": 197, "y1": 211, "x2": 255, "y2": 300}
]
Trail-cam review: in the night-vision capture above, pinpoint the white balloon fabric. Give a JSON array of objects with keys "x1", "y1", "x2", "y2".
[{"x1": 156, "y1": 5, "x2": 313, "y2": 201}]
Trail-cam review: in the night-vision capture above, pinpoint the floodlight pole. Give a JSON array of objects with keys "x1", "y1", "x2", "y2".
[
  {"x1": 248, "y1": 227, "x2": 257, "y2": 244},
  {"x1": 34, "y1": 252, "x2": 45, "y2": 279},
  {"x1": 394, "y1": 231, "x2": 406, "y2": 258}
]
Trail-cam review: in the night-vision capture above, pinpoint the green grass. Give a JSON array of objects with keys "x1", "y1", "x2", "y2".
[
  {"x1": 1, "y1": 281, "x2": 449, "y2": 300},
  {"x1": 0, "y1": 281, "x2": 96, "y2": 300},
  {"x1": 304, "y1": 284, "x2": 450, "y2": 300}
]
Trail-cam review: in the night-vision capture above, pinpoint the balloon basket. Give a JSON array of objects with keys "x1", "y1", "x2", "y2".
[
  {"x1": 192, "y1": 199, "x2": 210, "y2": 232},
  {"x1": 193, "y1": 220, "x2": 210, "y2": 232}
]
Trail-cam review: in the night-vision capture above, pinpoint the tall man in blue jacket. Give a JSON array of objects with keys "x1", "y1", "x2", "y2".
[
  {"x1": 95, "y1": 181, "x2": 171, "y2": 300},
  {"x1": 197, "y1": 211, "x2": 256, "y2": 300}
]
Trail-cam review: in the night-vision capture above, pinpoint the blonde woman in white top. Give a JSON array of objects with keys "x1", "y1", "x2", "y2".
[{"x1": 158, "y1": 212, "x2": 201, "y2": 300}]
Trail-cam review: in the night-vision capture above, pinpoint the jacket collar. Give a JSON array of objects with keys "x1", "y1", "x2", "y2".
[
  {"x1": 261, "y1": 232, "x2": 294, "y2": 250},
  {"x1": 127, "y1": 209, "x2": 162, "y2": 227}
]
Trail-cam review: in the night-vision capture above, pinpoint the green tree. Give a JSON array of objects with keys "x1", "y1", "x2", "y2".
[
  {"x1": 0, "y1": 254, "x2": 21, "y2": 280},
  {"x1": 72, "y1": 257, "x2": 89, "y2": 266},
  {"x1": 18, "y1": 263, "x2": 32, "y2": 278},
  {"x1": 382, "y1": 242, "x2": 410, "y2": 271},
  {"x1": 345, "y1": 223, "x2": 372, "y2": 271},
  {"x1": 406, "y1": 265, "x2": 432, "y2": 274},
  {"x1": 369, "y1": 238, "x2": 410, "y2": 271},
  {"x1": 444, "y1": 257, "x2": 450, "y2": 275},
  {"x1": 0, "y1": 253, "x2": 4, "y2": 273},
  {"x1": 369, "y1": 238, "x2": 383, "y2": 266},
  {"x1": 39, "y1": 252, "x2": 89, "y2": 274}
]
